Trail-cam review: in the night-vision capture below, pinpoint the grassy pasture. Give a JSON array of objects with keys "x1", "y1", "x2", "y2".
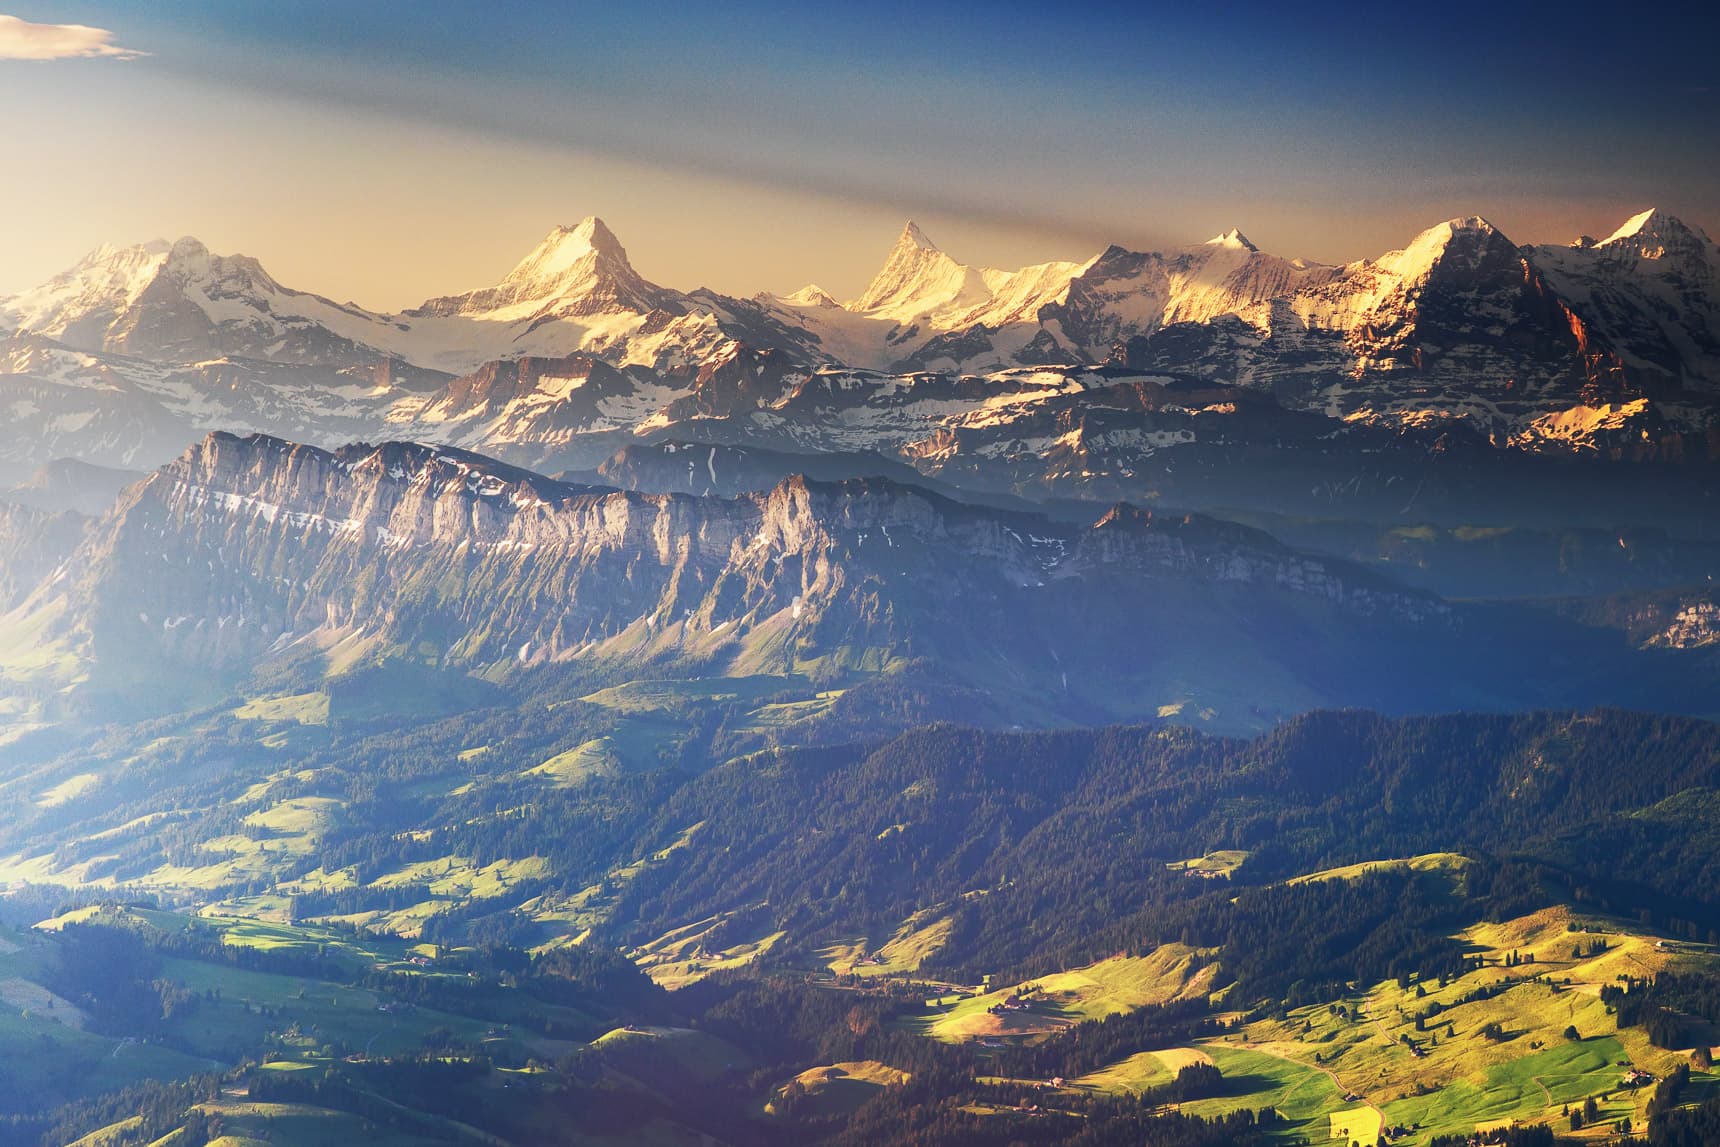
[
  {"x1": 1328, "y1": 1105, "x2": 1384, "y2": 1145},
  {"x1": 1379, "y1": 1037, "x2": 1632, "y2": 1141},
  {"x1": 1287, "y1": 851, "x2": 1469, "y2": 887},
  {"x1": 907, "y1": 947, "x2": 1217, "y2": 1043},
  {"x1": 104, "y1": 797, "x2": 346, "y2": 895},
  {"x1": 629, "y1": 912, "x2": 786, "y2": 988},
  {"x1": 577, "y1": 676, "x2": 805, "y2": 714},
  {"x1": 159, "y1": 956, "x2": 506, "y2": 1063},
  {"x1": 35, "y1": 772, "x2": 100, "y2": 808},
  {"x1": 232, "y1": 692, "x2": 329, "y2": 726},
  {"x1": 369, "y1": 855, "x2": 551, "y2": 900},
  {"x1": 1071, "y1": 1050, "x2": 1172, "y2": 1095},
  {"x1": 198, "y1": 1100, "x2": 437, "y2": 1147},
  {"x1": 1218, "y1": 904, "x2": 1698, "y2": 1142},
  {"x1": 39, "y1": 906, "x2": 429, "y2": 975},
  {"x1": 0, "y1": 931, "x2": 222, "y2": 1106},
  {"x1": 763, "y1": 1060, "x2": 910, "y2": 1118},
  {"x1": 524, "y1": 738, "x2": 619, "y2": 786},
  {"x1": 590, "y1": 1025, "x2": 751, "y2": 1088},
  {"x1": 64, "y1": 1116, "x2": 144, "y2": 1147},
  {"x1": 1174, "y1": 1044, "x2": 1351, "y2": 1141},
  {"x1": 1167, "y1": 850, "x2": 1250, "y2": 879},
  {"x1": 1048, "y1": 897, "x2": 1717, "y2": 1144},
  {"x1": 821, "y1": 907, "x2": 955, "y2": 979},
  {"x1": 734, "y1": 690, "x2": 846, "y2": 733},
  {"x1": 312, "y1": 900, "x2": 448, "y2": 939}
]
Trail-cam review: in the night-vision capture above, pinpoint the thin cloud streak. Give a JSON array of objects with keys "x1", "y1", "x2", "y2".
[
  {"x1": 0, "y1": 13, "x2": 145, "y2": 61},
  {"x1": 150, "y1": 49, "x2": 1175, "y2": 262}
]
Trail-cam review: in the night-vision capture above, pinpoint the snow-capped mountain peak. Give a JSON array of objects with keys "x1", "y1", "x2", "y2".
[
  {"x1": 847, "y1": 220, "x2": 993, "y2": 321},
  {"x1": 158, "y1": 236, "x2": 286, "y2": 299},
  {"x1": 781, "y1": 284, "x2": 841, "y2": 308},
  {"x1": 167, "y1": 235, "x2": 211, "y2": 264},
  {"x1": 1373, "y1": 216, "x2": 1506, "y2": 281},
  {"x1": 0, "y1": 233, "x2": 404, "y2": 367},
  {"x1": 1524, "y1": 208, "x2": 1720, "y2": 396},
  {"x1": 410, "y1": 215, "x2": 676, "y2": 327},
  {"x1": 1605, "y1": 208, "x2": 1670, "y2": 245},
  {"x1": 503, "y1": 216, "x2": 627, "y2": 284},
  {"x1": 2, "y1": 238, "x2": 174, "y2": 342},
  {"x1": 6, "y1": 207, "x2": 1716, "y2": 461},
  {"x1": 1204, "y1": 228, "x2": 1258, "y2": 252},
  {"x1": 1598, "y1": 208, "x2": 1712, "y2": 259},
  {"x1": 899, "y1": 220, "x2": 939, "y2": 252}
]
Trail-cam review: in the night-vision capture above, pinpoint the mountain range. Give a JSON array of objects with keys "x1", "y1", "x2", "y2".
[
  {"x1": 1, "y1": 210, "x2": 1714, "y2": 502},
  {"x1": 2, "y1": 207, "x2": 1717, "y2": 736}
]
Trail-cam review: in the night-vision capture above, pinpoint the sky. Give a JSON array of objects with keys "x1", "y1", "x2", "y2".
[{"x1": 1, "y1": 1, "x2": 1716, "y2": 309}]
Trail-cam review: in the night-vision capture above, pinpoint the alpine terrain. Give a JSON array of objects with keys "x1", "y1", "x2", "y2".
[{"x1": 3, "y1": 108, "x2": 1720, "y2": 1147}]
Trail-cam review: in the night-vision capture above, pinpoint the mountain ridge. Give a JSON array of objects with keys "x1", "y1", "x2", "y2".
[{"x1": 3, "y1": 430, "x2": 1714, "y2": 740}]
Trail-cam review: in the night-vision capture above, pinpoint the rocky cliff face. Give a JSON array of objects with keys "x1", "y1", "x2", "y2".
[
  {"x1": 1526, "y1": 210, "x2": 1720, "y2": 394},
  {"x1": 11, "y1": 431, "x2": 1456, "y2": 707},
  {"x1": 0, "y1": 501, "x2": 85, "y2": 610},
  {"x1": 7, "y1": 431, "x2": 1712, "y2": 731}
]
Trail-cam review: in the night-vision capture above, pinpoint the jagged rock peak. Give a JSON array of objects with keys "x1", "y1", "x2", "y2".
[
  {"x1": 159, "y1": 236, "x2": 279, "y2": 291},
  {"x1": 1204, "y1": 228, "x2": 1258, "y2": 252}
]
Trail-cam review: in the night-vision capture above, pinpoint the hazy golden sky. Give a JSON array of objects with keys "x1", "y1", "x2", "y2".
[{"x1": 2, "y1": 3, "x2": 1714, "y2": 310}]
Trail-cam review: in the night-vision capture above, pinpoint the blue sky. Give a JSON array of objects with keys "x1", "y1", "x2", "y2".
[{"x1": 2, "y1": 1, "x2": 1714, "y2": 305}]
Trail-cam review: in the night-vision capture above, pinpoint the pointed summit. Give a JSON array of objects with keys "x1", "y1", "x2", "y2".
[
  {"x1": 1204, "y1": 228, "x2": 1258, "y2": 252},
  {"x1": 1600, "y1": 208, "x2": 1710, "y2": 256},
  {"x1": 2, "y1": 238, "x2": 177, "y2": 349},
  {"x1": 167, "y1": 236, "x2": 210, "y2": 261},
  {"x1": 505, "y1": 216, "x2": 629, "y2": 284},
  {"x1": 161, "y1": 236, "x2": 218, "y2": 282},
  {"x1": 848, "y1": 221, "x2": 992, "y2": 319},
  {"x1": 899, "y1": 220, "x2": 940, "y2": 252},
  {"x1": 1605, "y1": 208, "x2": 1670, "y2": 245},
  {"x1": 412, "y1": 214, "x2": 675, "y2": 326},
  {"x1": 782, "y1": 284, "x2": 840, "y2": 308},
  {"x1": 1375, "y1": 216, "x2": 1509, "y2": 282}
]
